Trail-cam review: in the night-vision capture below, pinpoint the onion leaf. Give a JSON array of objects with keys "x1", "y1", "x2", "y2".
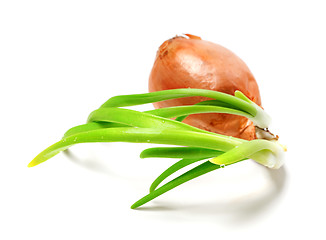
[{"x1": 130, "y1": 161, "x2": 222, "y2": 209}]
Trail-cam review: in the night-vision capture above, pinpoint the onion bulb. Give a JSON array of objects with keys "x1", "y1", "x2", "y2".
[{"x1": 149, "y1": 34, "x2": 261, "y2": 140}]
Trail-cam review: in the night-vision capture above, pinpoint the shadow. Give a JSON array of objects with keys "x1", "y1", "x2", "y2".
[
  {"x1": 63, "y1": 146, "x2": 288, "y2": 225},
  {"x1": 63, "y1": 149, "x2": 118, "y2": 177},
  {"x1": 133, "y1": 205, "x2": 177, "y2": 211},
  {"x1": 135, "y1": 164, "x2": 288, "y2": 225},
  {"x1": 226, "y1": 165, "x2": 287, "y2": 223}
]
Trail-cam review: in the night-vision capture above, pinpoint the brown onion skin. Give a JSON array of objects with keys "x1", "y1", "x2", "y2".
[{"x1": 149, "y1": 34, "x2": 261, "y2": 140}]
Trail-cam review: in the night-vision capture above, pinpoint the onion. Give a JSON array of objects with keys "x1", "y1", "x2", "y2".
[
  {"x1": 149, "y1": 34, "x2": 261, "y2": 140},
  {"x1": 29, "y1": 35, "x2": 285, "y2": 209}
]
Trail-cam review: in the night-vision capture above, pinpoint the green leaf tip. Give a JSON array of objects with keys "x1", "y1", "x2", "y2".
[
  {"x1": 27, "y1": 161, "x2": 36, "y2": 168},
  {"x1": 130, "y1": 161, "x2": 220, "y2": 209}
]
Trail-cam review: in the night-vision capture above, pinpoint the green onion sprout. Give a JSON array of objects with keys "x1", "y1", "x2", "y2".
[{"x1": 29, "y1": 89, "x2": 286, "y2": 209}]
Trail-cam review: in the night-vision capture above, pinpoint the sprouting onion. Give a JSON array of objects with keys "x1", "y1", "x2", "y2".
[
  {"x1": 149, "y1": 34, "x2": 263, "y2": 140},
  {"x1": 29, "y1": 89, "x2": 285, "y2": 209}
]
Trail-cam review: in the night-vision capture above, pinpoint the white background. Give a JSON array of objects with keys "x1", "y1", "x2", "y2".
[{"x1": 1, "y1": 0, "x2": 325, "y2": 239}]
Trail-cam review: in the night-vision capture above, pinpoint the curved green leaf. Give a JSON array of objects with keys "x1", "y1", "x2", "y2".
[
  {"x1": 101, "y1": 88, "x2": 256, "y2": 116},
  {"x1": 130, "y1": 161, "x2": 221, "y2": 209},
  {"x1": 29, "y1": 128, "x2": 244, "y2": 167}
]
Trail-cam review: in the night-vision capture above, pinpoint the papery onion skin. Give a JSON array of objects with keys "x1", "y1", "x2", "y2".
[{"x1": 149, "y1": 34, "x2": 261, "y2": 140}]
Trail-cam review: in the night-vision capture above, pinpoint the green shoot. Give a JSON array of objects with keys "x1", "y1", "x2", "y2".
[{"x1": 29, "y1": 89, "x2": 285, "y2": 208}]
